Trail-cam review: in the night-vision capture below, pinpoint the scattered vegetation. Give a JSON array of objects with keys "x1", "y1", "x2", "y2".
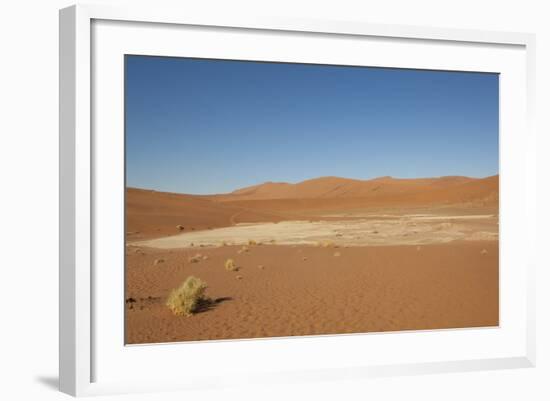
[
  {"x1": 238, "y1": 245, "x2": 249, "y2": 254},
  {"x1": 225, "y1": 258, "x2": 239, "y2": 271},
  {"x1": 153, "y1": 258, "x2": 165, "y2": 265},
  {"x1": 188, "y1": 254, "x2": 202, "y2": 263},
  {"x1": 176, "y1": 225, "x2": 185, "y2": 231},
  {"x1": 166, "y1": 276, "x2": 208, "y2": 316},
  {"x1": 248, "y1": 239, "x2": 257, "y2": 246}
]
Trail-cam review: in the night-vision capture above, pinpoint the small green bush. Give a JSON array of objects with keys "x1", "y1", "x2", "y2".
[{"x1": 166, "y1": 276, "x2": 208, "y2": 316}]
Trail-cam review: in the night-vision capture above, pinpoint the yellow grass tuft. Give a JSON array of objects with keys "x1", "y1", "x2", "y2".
[
  {"x1": 166, "y1": 276, "x2": 207, "y2": 316},
  {"x1": 225, "y1": 258, "x2": 238, "y2": 271},
  {"x1": 248, "y1": 239, "x2": 257, "y2": 246}
]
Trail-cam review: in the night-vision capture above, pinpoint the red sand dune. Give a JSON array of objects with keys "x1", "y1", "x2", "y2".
[
  {"x1": 127, "y1": 175, "x2": 498, "y2": 239},
  {"x1": 126, "y1": 188, "x2": 310, "y2": 240},
  {"x1": 215, "y1": 175, "x2": 499, "y2": 215},
  {"x1": 224, "y1": 175, "x2": 498, "y2": 203}
]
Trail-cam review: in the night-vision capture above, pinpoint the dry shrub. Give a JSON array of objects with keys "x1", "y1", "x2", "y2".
[
  {"x1": 166, "y1": 276, "x2": 208, "y2": 316},
  {"x1": 225, "y1": 258, "x2": 238, "y2": 271},
  {"x1": 176, "y1": 225, "x2": 185, "y2": 231},
  {"x1": 154, "y1": 258, "x2": 165, "y2": 265},
  {"x1": 248, "y1": 239, "x2": 257, "y2": 246},
  {"x1": 188, "y1": 254, "x2": 202, "y2": 263}
]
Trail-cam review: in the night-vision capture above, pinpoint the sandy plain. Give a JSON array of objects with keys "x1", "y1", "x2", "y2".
[{"x1": 125, "y1": 175, "x2": 499, "y2": 344}]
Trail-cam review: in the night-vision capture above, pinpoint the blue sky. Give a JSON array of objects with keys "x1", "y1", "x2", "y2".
[{"x1": 125, "y1": 56, "x2": 499, "y2": 195}]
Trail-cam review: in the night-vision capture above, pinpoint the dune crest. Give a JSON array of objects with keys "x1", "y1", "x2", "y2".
[{"x1": 221, "y1": 175, "x2": 498, "y2": 204}]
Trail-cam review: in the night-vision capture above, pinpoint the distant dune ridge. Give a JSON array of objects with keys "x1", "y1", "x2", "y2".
[
  {"x1": 126, "y1": 175, "x2": 498, "y2": 240},
  {"x1": 226, "y1": 175, "x2": 498, "y2": 202}
]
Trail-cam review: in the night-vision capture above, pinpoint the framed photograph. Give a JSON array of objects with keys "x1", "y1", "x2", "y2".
[{"x1": 59, "y1": 4, "x2": 536, "y2": 396}]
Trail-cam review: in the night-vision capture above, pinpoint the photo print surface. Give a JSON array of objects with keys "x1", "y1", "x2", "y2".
[{"x1": 125, "y1": 55, "x2": 499, "y2": 344}]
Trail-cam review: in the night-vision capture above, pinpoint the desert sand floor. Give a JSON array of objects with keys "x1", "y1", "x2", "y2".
[
  {"x1": 134, "y1": 212, "x2": 498, "y2": 249},
  {"x1": 126, "y1": 179, "x2": 499, "y2": 344},
  {"x1": 125, "y1": 241, "x2": 498, "y2": 344}
]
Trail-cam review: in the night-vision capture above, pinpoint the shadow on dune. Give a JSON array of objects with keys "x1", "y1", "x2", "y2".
[{"x1": 194, "y1": 297, "x2": 233, "y2": 314}]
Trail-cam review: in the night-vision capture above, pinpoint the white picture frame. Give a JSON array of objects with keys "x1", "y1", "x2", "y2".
[{"x1": 59, "y1": 4, "x2": 536, "y2": 397}]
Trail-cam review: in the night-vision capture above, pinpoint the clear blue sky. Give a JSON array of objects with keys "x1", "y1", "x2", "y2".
[{"x1": 125, "y1": 55, "x2": 499, "y2": 195}]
